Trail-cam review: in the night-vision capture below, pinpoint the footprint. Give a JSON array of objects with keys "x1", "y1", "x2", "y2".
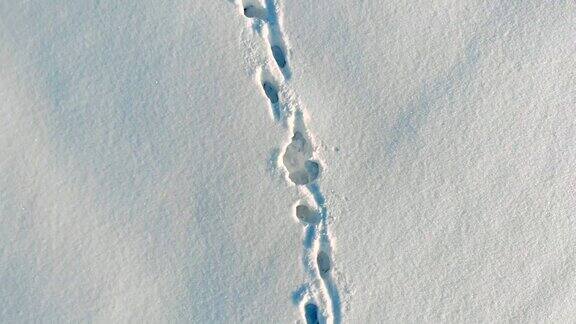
[
  {"x1": 262, "y1": 81, "x2": 279, "y2": 104},
  {"x1": 296, "y1": 204, "x2": 321, "y2": 224},
  {"x1": 243, "y1": 3, "x2": 267, "y2": 19},
  {"x1": 304, "y1": 303, "x2": 320, "y2": 324},
  {"x1": 305, "y1": 161, "x2": 320, "y2": 181},
  {"x1": 282, "y1": 132, "x2": 320, "y2": 185},
  {"x1": 317, "y1": 251, "x2": 331, "y2": 278},
  {"x1": 271, "y1": 45, "x2": 287, "y2": 69},
  {"x1": 258, "y1": 69, "x2": 283, "y2": 121}
]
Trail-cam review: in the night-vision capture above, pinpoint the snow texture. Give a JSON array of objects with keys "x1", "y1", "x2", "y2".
[{"x1": 1, "y1": 0, "x2": 576, "y2": 323}]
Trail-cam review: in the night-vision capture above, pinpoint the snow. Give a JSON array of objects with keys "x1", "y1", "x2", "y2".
[
  {"x1": 286, "y1": 0, "x2": 576, "y2": 322},
  {"x1": 1, "y1": 0, "x2": 576, "y2": 323}
]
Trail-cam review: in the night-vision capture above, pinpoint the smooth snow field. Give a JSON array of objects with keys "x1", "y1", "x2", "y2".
[{"x1": 1, "y1": 0, "x2": 575, "y2": 323}]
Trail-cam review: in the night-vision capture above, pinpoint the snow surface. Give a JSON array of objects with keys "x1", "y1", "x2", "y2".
[{"x1": 1, "y1": 0, "x2": 576, "y2": 323}]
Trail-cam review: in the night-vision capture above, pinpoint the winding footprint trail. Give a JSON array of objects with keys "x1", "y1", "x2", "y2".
[{"x1": 231, "y1": 0, "x2": 342, "y2": 322}]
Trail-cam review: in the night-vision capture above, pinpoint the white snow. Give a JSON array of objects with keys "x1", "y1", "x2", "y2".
[
  {"x1": 285, "y1": 1, "x2": 576, "y2": 322},
  {"x1": 1, "y1": 0, "x2": 576, "y2": 323}
]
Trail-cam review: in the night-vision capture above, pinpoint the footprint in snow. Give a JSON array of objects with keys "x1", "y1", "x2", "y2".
[{"x1": 282, "y1": 132, "x2": 320, "y2": 185}]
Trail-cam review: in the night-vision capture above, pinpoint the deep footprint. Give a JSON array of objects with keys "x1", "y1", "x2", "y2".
[
  {"x1": 296, "y1": 204, "x2": 321, "y2": 224},
  {"x1": 243, "y1": 4, "x2": 267, "y2": 19},
  {"x1": 262, "y1": 81, "x2": 279, "y2": 104},
  {"x1": 283, "y1": 132, "x2": 320, "y2": 185},
  {"x1": 305, "y1": 160, "x2": 320, "y2": 181},
  {"x1": 271, "y1": 45, "x2": 287, "y2": 68},
  {"x1": 317, "y1": 251, "x2": 331, "y2": 278},
  {"x1": 304, "y1": 303, "x2": 320, "y2": 324}
]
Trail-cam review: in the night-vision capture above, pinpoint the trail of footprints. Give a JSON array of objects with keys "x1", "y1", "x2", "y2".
[{"x1": 235, "y1": 0, "x2": 341, "y2": 323}]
